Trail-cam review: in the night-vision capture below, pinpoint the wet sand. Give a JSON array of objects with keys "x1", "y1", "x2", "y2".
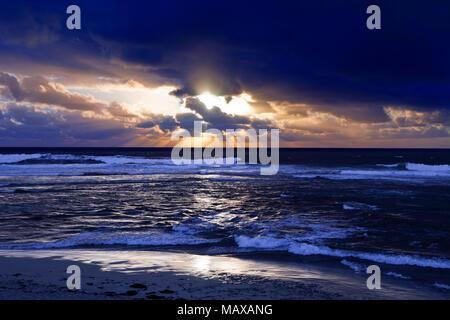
[{"x1": 0, "y1": 250, "x2": 445, "y2": 300}]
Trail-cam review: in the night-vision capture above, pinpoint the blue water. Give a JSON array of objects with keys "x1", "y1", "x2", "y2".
[{"x1": 0, "y1": 148, "x2": 449, "y2": 293}]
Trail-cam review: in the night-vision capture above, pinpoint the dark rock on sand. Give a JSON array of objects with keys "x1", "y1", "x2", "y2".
[
  {"x1": 130, "y1": 283, "x2": 147, "y2": 289},
  {"x1": 123, "y1": 290, "x2": 138, "y2": 296},
  {"x1": 160, "y1": 289, "x2": 175, "y2": 294}
]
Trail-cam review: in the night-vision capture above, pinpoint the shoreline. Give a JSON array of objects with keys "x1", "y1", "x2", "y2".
[{"x1": 0, "y1": 249, "x2": 447, "y2": 300}]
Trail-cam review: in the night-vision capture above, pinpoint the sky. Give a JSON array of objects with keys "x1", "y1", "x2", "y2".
[{"x1": 0, "y1": 0, "x2": 449, "y2": 147}]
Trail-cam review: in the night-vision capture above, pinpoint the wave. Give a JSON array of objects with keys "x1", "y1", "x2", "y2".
[
  {"x1": 385, "y1": 272, "x2": 410, "y2": 279},
  {"x1": 1, "y1": 153, "x2": 244, "y2": 166},
  {"x1": 377, "y1": 162, "x2": 450, "y2": 172},
  {"x1": 0, "y1": 153, "x2": 45, "y2": 164},
  {"x1": 434, "y1": 282, "x2": 450, "y2": 290},
  {"x1": 289, "y1": 243, "x2": 450, "y2": 269},
  {"x1": 234, "y1": 235, "x2": 290, "y2": 249},
  {"x1": 376, "y1": 164, "x2": 401, "y2": 168},
  {"x1": 405, "y1": 163, "x2": 450, "y2": 172},
  {"x1": 343, "y1": 202, "x2": 379, "y2": 211},
  {"x1": 10, "y1": 154, "x2": 104, "y2": 165},
  {"x1": 340, "y1": 259, "x2": 363, "y2": 273},
  {"x1": 1, "y1": 153, "x2": 448, "y2": 183},
  {"x1": 1, "y1": 153, "x2": 153, "y2": 166},
  {"x1": 81, "y1": 172, "x2": 129, "y2": 176},
  {"x1": 0, "y1": 153, "x2": 251, "y2": 177},
  {"x1": 1, "y1": 231, "x2": 221, "y2": 249},
  {"x1": 234, "y1": 235, "x2": 450, "y2": 269},
  {"x1": 292, "y1": 162, "x2": 450, "y2": 182}
]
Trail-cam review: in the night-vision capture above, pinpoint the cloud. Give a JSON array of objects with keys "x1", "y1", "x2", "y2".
[
  {"x1": 174, "y1": 112, "x2": 203, "y2": 132},
  {"x1": 184, "y1": 97, "x2": 272, "y2": 130},
  {"x1": 0, "y1": 1, "x2": 449, "y2": 146},
  {"x1": 377, "y1": 126, "x2": 449, "y2": 139},
  {"x1": 2, "y1": 0, "x2": 450, "y2": 116},
  {"x1": 386, "y1": 107, "x2": 450, "y2": 127},
  {"x1": 275, "y1": 101, "x2": 390, "y2": 123},
  {"x1": 0, "y1": 102, "x2": 142, "y2": 146},
  {"x1": 136, "y1": 113, "x2": 179, "y2": 132},
  {"x1": 135, "y1": 97, "x2": 273, "y2": 135},
  {"x1": 0, "y1": 72, "x2": 137, "y2": 118}
]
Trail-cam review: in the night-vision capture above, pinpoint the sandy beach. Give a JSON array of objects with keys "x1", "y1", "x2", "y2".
[{"x1": 0, "y1": 249, "x2": 446, "y2": 300}]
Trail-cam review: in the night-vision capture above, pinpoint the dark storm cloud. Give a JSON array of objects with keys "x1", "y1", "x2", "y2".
[
  {"x1": 136, "y1": 114, "x2": 179, "y2": 132},
  {"x1": 0, "y1": 103, "x2": 139, "y2": 146},
  {"x1": 1, "y1": 0, "x2": 450, "y2": 119},
  {"x1": 0, "y1": 0, "x2": 449, "y2": 147},
  {"x1": 174, "y1": 112, "x2": 203, "y2": 132},
  {"x1": 184, "y1": 97, "x2": 272, "y2": 130},
  {"x1": 136, "y1": 98, "x2": 272, "y2": 134}
]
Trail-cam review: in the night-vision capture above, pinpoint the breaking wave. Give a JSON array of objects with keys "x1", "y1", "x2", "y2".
[
  {"x1": 1, "y1": 231, "x2": 221, "y2": 249},
  {"x1": 234, "y1": 235, "x2": 450, "y2": 269}
]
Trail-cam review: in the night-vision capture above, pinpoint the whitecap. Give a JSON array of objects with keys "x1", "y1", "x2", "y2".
[{"x1": 434, "y1": 282, "x2": 450, "y2": 290}]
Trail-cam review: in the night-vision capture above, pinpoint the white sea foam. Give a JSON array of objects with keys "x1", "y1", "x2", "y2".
[
  {"x1": 343, "y1": 202, "x2": 379, "y2": 211},
  {"x1": 376, "y1": 164, "x2": 399, "y2": 168},
  {"x1": 234, "y1": 235, "x2": 450, "y2": 269},
  {"x1": 293, "y1": 224, "x2": 364, "y2": 242},
  {"x1": 293, "y1": 162, "x2": 450, "y2": 182},
  {"x1": 434, "y1": 282, "x2": 450, "y2": 290},
  {"x1": 376, "y1": 162, "x2": 450, "y2": 174},
  {"x1": 405, "y1": 163, "x2": 450, "y2": 172},
  {"x1": 385, "y1": 272, "x2": 410, "y2": 279},
  {"x1": 291, "y1": 244, "x2": 450, "y2": 269},
  {"x1": 340, "y1": 259, "x2": 363, "y2": 273},
  {"x1": 238, "y1": 215, "x2": 366, "y2": 247},
  {"x1": 172, "y1": 221, "x2": 219, "y2": 235},
  {"x1": 234, "y1": 235, "x2": 290, "y2": 249},
  {"x1": 5, "y1": 231, "x2": 221, "y2": 249}
]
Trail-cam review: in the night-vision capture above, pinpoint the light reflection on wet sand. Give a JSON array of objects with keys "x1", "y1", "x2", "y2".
[
  {"x1": 1, "y1": 249, "x2": 445, "y2": 299},
  {"x1": 0, "y1": 249, "x2": 333, "y2": 281}
]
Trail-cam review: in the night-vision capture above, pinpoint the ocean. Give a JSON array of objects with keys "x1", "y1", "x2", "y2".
[{"x1": 0, "y1": 148, "x2": 449, "y2": 295}]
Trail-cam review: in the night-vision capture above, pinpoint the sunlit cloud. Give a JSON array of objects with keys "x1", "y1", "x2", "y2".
[
  {"x1": 68, "y1": 83, "x2": 182, "y2": 117},
  {"x1": 196, "y1": 92, "x2": 252, "y2": 115}
]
